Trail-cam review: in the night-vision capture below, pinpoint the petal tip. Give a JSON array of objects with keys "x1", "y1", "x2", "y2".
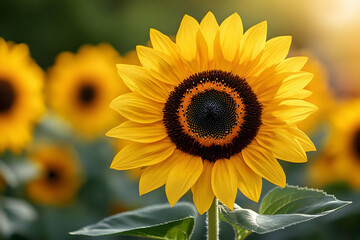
[
  {"x1": 204, "y1": 11, "x2": 215, "y2": 17},
  {"x1": 104, "y1": 129, "x2": 113, "y2": 137},
  {"x1": 109, "y1": 162, "x2": 117, "y2": 170}
]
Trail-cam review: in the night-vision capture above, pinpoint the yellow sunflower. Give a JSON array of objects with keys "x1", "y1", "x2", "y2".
[
  {"x1": 47, "y1": 44, "x2": 130, "y2": 138},
  {"x1": 309, "y1": 99, "x2": 360, "y2": 189},
  {"x1": 107, "y1": 12, "x2": 317, "y2": 214},
  {"x1": 0, "y1": 38, "x2": 45, "y2": 153},
  {"x1": 27, "y1": 145, "x2": 83, "y2": 206},
  {"x1": 294, "y1": 50, "x2": 334, "y2": 133}
]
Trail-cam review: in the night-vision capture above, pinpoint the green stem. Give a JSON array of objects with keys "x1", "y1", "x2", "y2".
[{"x1": 207, "y1": 198, "x2": 219, "y2": 240}]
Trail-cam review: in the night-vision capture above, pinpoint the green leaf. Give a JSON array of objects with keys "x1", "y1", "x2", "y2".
[
  {"x1": 220, "y1": 214, "x2": 251, "y2": 240},
  {"x1": 219, "y1": 185, "x2": 351, "y2": 234},
  {"x1": 0, "y1": 197, "x2": 37, "y2": 237},
  {"x1": 70, "y1": 202, "x2": 197, "y2": 240}
]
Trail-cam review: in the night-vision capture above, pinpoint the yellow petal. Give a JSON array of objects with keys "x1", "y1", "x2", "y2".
[
  {"x1": 293, "y1": 89, "x2": 312, "y2": 99},
  {"x1": 117, "y1": 64, "x2": 172, "y2": 103},
  {"x1": 150, "y1": 28, "x2": 180, "y2": 59},
  {"x1": 219, "y1": 13, "x2": 243, "y2": 61},
  {"x1": 275, "y1": 72, "x2": 314, "y2": 99},
  {"x1": 136, "y1": 46, "x2": 183, "y2": 85},
  {"x1": 286, "y1": 126, "x2": 316, "y2": 152},
  {"x1": 231, "y1": 155, "x2": 262, "y2": 202},
  {"x1": 195, "y1": 29, "x2": 209, "y2": 71},
  {"x1": 239, "y1": 21, "x2": 267, "y2": 65},
  {"x1": 165, "y1": 151, "x2": 203, "y2": 206},
  {"x1": 242, "y1": 142, "x2": 286, "y2": 187},
  {"x1": 110, "y1": 138, "x2": 175, "y2": 170},
  {"x1": 110, "y1": 93, "x2": 163, "y2": 123},
  {"x1": 139, "y1": 154, "x2": 177, "y2": 195},
  {"x1": 275, "y1": 56, "x2": 308, "y2": 73},
  {"x1": 176, "y1": 14, "x2": 199, "y2": 61},
  {"x1": 256, "y1": 71, "x2": 312, "y2": 102},
  {"x1": 211, "y1": 159, "x2": 238, "y2": 210},
  {"x1": 253, "y1": 36, "x2": 292, "y2": 74},
  {"x1": 272, "y1": 100, "x2": 318, "y2": 124},
  {"x1": 199, "y1": 12, "x2": 219, "y2": 60},
  {"x1": 257, "y1": 127, "x2": 307, "y2": 163},
  {"x1": 106, "y1": 121, "x2": 167, "y2": 143},
  {"x1": 191, "y1": 160, "x2": 215, "y2": 215}
]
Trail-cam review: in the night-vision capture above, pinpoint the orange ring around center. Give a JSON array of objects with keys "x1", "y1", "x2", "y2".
[{"x1": 178, "y1": 81, "x2": 245, "y2": 147}]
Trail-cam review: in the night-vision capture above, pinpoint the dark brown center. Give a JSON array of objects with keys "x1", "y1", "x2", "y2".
[
  {"x1": 78, "y1": 84, "x2": 96, "y2": 105},
  {"x1": 354, "y1": 128, "x2": 360, "y2": 158},
  {"x1": 46, "y1": 168, "x2": 60, "y2": 183},
  {"x1": 163, "y1": 70, "x2": 262, "y2": 162},
  {"x1": 0, "y1": 79, "x2": 16, "y2": 113}
]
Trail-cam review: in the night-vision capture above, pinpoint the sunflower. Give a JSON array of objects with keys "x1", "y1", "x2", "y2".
[
  {"x1": 27, "y1": 145, "x2": 83, "y2": 206},
  {"x1": 309, "y1": 99, "x2": 360, "y2": 189},
  {"x1": 47, "y1": 44, "x2": 130, "y2": 138},
  {"x1": 294, "y1": 50, "x2": 334, "y2": 133},
  {"x1": 107, "y1": 12, "x2": 317, "y2": 214},
  {"x1": 0, "y1": 38, "x2": 45, "y2": 153}
]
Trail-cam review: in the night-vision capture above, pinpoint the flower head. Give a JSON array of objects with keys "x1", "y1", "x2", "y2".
[
  {"x1": 108, "y1": 12, "x2": 317, "y2": 214},
  {"x1": 309, "y1": 99, "x2": 360, "y2": 189},
  {"x1": 48, "y1": 44, "x2": 130, "y2": 138},
  {"x1": 0, "y1": 38, "x2": 45, "y2": 153},
  {"x1": 27, "y1": 145, "x2": 83, "y2": 206}
]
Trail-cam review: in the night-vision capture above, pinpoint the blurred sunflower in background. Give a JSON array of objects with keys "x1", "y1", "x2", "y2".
[
  {"x1": 0, "y1": 38, "x2": 45, "y2": 153},
  {"x1": 309, "y1": 99, "x2": 360, "y2": 189},
  {"x1": 107, "y1": 12, "x2": 317, "y2": 214},
  {"x1": 47, "y1": 44, "x2": 130, "y2": 139},
  {"x1": 27, "y1": 145, "x2": 83, "y2": 206}
]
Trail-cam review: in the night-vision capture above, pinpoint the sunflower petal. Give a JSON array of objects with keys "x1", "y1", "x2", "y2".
[
  {"x1": 242, "y1": 143, "x2": 286, "y2": 187},
  {"x1": 106, "y1": 121, "x2": 167, "y2": 143},
  {"x1": 272, "y1": 100, "x2": 318, "y2": 124},
  {"x1": 166, "y1": 152, "x2": 203, "y2": 206},
  {"x1": 219, "y1": 13, "x2": 243, "y2": 61},
  {"x1": 117, "y1": 64, "x2": 172, "y2": 103},
  {"x1": 150, "y1": 28, "x2": 180, "y2": 59},
  {"x1": 110, "y1": 93, "x2": 163, "y2": 123},
  {"x1": 276, "y1": 72, "x2": 313, "y2": 99},
  {"x1": 176, "y1": 14, "x2": 199, "y2": 61},
  {"x1": 199, "y1": 12, "x2": 219, "y2": 60},
  {"x1": 287, "y1": 126, "x2": 316, "y2": 152},
  {"x1": 231, "y1": 155, "x2": 262, "y2": 202},
  {"x1": 239, "y1": 21, "x2": 267, "y2": 65},
  {"x1": 139, "y1": 154, "x2": 177, "y2": 195},
  {"x1": 191, "y1": 160, "x2": 215, "y2": 215},
  {"x1": 196, "y1": 29, "x2": 209, "y2": 71},
  {"x1": 136, "y1": 46, "x2": 183, "y2": 85},
  {"x1": 110, "y1": 139, "x2": 175, "y2": 170},
  {"x1": 293, "y1": 89, "x2": 312, "y2": 99},
  {"x1": 211, "y1": 159, "x2": 238, "y2": 210},
  {"x1": 255, "y1": 36, "x2": 292, "y2": 73},
  {"x1": 276, "y1": 56, "x2": 308, "y2": 72},
  {"x1": 257, "y1": 127, "x2": 308, "y2": 163}
]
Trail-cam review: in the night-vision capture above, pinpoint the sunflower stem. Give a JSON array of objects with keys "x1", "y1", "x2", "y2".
[{"x1": 207, "y1": 198, "x2": 219, "y2": 240}]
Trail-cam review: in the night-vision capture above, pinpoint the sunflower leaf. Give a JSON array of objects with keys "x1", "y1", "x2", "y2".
[
  {"x1": 219, "y1": 185, "x2": 351, "y2": 234},
  {"x1": 219, "y1": 214, "x2": 251, "y2": 240},
  {"x1": 0, "y1": 197, "x2": 37, "y2": 237},
  {"x1": 70, "y1": 202, "x2": 197, "y2": 240}
]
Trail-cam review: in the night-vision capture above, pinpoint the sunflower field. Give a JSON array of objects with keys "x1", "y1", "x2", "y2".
[{"x1": 1, "y1": 1, "x2": 360, "y2": 240}]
